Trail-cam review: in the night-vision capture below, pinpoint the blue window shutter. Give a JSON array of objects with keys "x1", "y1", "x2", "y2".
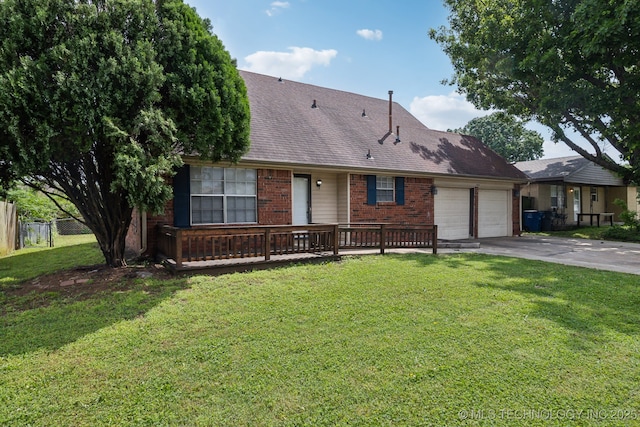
[
  {"x1": 395, "y1": 177, "x2": 405, "y2": 205},
  {"x1": 173, "y1": 164, "x2": 190, "y2": 228},
  {"x1": 366, "y1": 175, "x2": 376, "y2": 205}
]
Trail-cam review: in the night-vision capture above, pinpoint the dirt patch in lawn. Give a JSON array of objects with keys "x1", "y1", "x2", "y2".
[{"x1": 4, "y1": 264, "x2": 174, "y2": 311}]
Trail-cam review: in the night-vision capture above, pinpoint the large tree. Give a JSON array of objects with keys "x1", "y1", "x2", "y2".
[
  {"x1": 0, "y1": 0, "x2": 250, "y2": 266},
  {"x1": 451, "y1": 112, "x2": 544, "y2": 162},
  {"x1": 430, "y1": 0, "x2": 639, "y2": 182}
]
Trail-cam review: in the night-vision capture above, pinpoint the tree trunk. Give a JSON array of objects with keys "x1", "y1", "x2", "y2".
[{"x1": 87, "y1": 203, "x2": 134, "y2": 268}]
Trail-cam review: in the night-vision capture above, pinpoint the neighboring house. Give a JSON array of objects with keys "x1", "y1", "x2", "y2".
[
  {"x1": 139, "y1": 71, "x2": 527, "y2": 256},
  {"x1": 515, "y1": 156, "x2": 638, "y2": 224}
]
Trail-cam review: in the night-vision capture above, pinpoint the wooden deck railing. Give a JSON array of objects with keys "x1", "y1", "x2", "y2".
[{"x1": 157, "y1": 223, "x2": 437, "y2": 270}]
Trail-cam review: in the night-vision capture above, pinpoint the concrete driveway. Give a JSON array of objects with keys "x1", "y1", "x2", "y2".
[{"x1": 456, "y1": 235, "x2": 640, "y2": 275}]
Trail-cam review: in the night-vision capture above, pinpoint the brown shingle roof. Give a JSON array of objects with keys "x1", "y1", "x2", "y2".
[
  {"x1": 240, "y1": 70, "x2": 526, "y2": 180},
  {"x1": 515, "y1": 156, "x2": 590, "y2": 180},
  {"x1": 515, "y1": 155, "x2": 624, "y2": 185}
]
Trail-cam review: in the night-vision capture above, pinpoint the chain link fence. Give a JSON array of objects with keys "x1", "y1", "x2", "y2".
[
  {"x1": 19, "y1": 221, "x2": 53, "y2": 248},
  {"x1": 56, "y1": 218, "x2": 92, "y2": 235},
  {"x1": 17, "y1": 218, "x2": 92, "y2": 248}
]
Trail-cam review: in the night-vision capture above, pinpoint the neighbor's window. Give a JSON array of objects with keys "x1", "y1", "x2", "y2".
[
  {"x1": 190, "y1": 166, "x2": 257, "y2": 224},
  {"x1": 376, "y1": 176, "x2": 395, "y2": 202},
  {"x1": 590, "y1": 186, "x2": 598, "y2": 202},
  {"x1": 550, "y1": 185, "x2": 564, "y2": 208}
]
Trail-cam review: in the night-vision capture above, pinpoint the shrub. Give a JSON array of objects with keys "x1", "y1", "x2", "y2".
[
  {"x1": 613, "y1": 198, "x2": 640, "y2": 231},
  {"x1": 602, "y1": 225, "x2": 640, "y2": 242}
]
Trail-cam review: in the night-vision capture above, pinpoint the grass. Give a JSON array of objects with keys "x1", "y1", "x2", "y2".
[
  {"x1": 0, "y1": 234, "x2": 103, "y2": 286},
  {"x1": 530, "y1": 225, "x2": 640, "y2": 242},
  {"x1": 2, "y1": 251, "x2": 640, "y2": 426},
  {"x1": 528, "y1": 225, "x2": 609, "y2": 240}
]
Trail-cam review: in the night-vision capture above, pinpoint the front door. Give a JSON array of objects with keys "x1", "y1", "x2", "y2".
[
  {"x1": 293, "y1": 175, "x2": 311, "y2": 224},
  {"x1": 573, "y1": 187, "x2": 581, "y2": 221}
]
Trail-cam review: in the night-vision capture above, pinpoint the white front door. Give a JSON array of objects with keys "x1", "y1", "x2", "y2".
[
  {"x1": 293, "y1": 176, "x2": 310, "y2": 225},
  {"x1": 573, "y1": 187, "x2": 581, "y2": 221}
]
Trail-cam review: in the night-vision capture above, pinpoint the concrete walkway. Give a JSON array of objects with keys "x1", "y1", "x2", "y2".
[{"x1": 442, "y1": 235, "x2": 640, "y2": 275}]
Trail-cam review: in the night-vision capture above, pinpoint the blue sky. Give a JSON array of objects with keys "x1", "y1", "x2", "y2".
[{"x1": 185, "y1": 0, "x2": 579, "y2": 159}]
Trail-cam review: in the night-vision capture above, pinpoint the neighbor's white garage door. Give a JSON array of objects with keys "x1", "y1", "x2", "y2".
[
  {"x1": 434, "y1": 188, "x2": 470, "y2": 240},
  {"x1": 478, "y1": 189, "x2": 510, "y2": 238}
]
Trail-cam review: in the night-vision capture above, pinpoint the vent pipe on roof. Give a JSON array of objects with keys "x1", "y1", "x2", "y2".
[
  {"x1": 388, "y1": 90, "x2": 393, "y2": 133},
  {"x1": 312, "y1": 99, "x2": 317, "y2": 108},
  {"x1": 395, "y1": 125, "x2": 401, "y2": 143}
]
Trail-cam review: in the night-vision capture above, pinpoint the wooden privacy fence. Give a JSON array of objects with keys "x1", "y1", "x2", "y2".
[
  {"x1": 0, "y1": 201, "x2": 18, "y2": 256},
  {"x1": 157, "y1": 223, "x2": 437, "y2": 270}
]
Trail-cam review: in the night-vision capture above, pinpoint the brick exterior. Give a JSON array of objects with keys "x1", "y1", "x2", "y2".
[
  {"x1": 140, "y1": 168, "x2": 515, "y2": 257},
  {"x1": 349, "y1": 174, "x2": 434, "y2": 224},
  {"x1": 143, "y1": 176, "x2": 176, "y2": 257},
  {"x1": 257, "y1": 169, "x2": 292, "y2": 225}
]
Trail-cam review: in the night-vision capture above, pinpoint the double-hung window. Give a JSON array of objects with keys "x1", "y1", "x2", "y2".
[
  {"x1": 550, "y1": 185, "x2": 564, "y2": 209},
  {"x1": 190, "y1": 166, "x2": 257, "y2": 224},
  {"x1": 376, "y1": 176, "x2": 395, "y2": 202},
  {"x1": 366, "y1": 175, "x2": 405, "y2": 205}
]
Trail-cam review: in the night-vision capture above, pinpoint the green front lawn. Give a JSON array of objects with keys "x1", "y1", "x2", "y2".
[
  {"x1": 530, "y1": 225, "x2": 640, "y2": 242},
  {"x1": 2, "y1": 253, "x2": 639, "y2": 426},
  {"x1": 0, "y1": 234, "x2": 103, "y2": 286}
]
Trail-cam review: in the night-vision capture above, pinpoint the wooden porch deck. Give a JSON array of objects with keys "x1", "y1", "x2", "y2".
[{"x1": 156, "y1": 223, "x2": 437, "y2": 274}]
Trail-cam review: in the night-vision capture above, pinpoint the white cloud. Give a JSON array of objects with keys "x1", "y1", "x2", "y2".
[
  {"x1": 266, "y1": 1, "x2": 290, "y2": 17},
  {"x1": 242, "y1": 47, "x2": 338, "y2": 80},
  {"x1": 410, "y1": 92, "x2": 492, "y2": 131},
  {"x1": 356, "y1": 29, "x2": 383, "y2": 41}
]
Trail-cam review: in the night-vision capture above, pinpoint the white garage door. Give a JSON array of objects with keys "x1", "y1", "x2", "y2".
[
  {"x1": 478, "y1": 190, "x2": 510, "y2": 238},
  {"x1": 434, "y1": 188, "x2": 470, "y2": 240}
]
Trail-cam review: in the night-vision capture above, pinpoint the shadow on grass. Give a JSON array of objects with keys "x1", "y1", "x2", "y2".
[
  {"x1": 0, "y1": 242, "x2": 104, "y2": 286},
  {"x1": 0, "y1": 277, "x2": 192, "y2": 357},
  {"x1": 458, "y1": 254, "x2": 640, "y2": 349}
]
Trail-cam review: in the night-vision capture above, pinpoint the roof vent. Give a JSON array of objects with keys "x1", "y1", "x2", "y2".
[
  {"x1": 366, "y1": 149, "x2": 374, "y2": 160},
  {"x1": 395, "y1": 125, "x2": 401, "y2": 144},
  {"x1": 362, "y1": 109, "x2": 367, "y2": 117},
  {"x1": 311, "y1": 99, "x2": 317, "y2": 108},
  {"x1": 388, "y1": 90, "x2": 393, "y2": 133},
  {"x1": 278, "y1": 77, "x2": 283, "y2": 82}
]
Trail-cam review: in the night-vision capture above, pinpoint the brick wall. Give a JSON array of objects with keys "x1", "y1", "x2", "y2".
[
  {"x1": 257, "y1": 169, "x2": 292, "y2": 225},
  {"x1": 349, "y1": 174, "x2": 434, "y2": 224},
  {"x1": 143, "y1": 176, "x2": 175, "y2": 257},
  {"x1": 142, "y1": 169, "x2": 294, "y2": 257}
]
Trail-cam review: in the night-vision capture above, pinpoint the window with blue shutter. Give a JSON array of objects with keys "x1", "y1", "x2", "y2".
[
  {"x1": 366, "y1": 175, "x2": 377, "y2": 205},
  {"x1": 395, "y1": 177, "x2": 405, "y2": 205},
  {"x1": 367, "y1": 175, "x2": 405, "y2": 205}
]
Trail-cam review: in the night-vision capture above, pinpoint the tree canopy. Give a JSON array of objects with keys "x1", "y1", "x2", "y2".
[
  {"x1": 430, "y1": 0, "x2": 640, "y2": 182},
  {"x1": 0, "y1": 0, "x2": 251, "y2": 266},
  {"x1": 450, "y1": 112, "x2": 544, "y2": 163}
]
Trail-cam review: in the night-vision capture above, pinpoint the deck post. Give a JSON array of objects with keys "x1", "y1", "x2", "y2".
[
  {"x1": 333, "y1": 224, "x2": 339, "y2": 255},
  {"x1": 380, "y1": 224, "x2": 386, "y2": 254},
  {"x1": 432, "y1": 225, "x2": 438, "y2": 254},
  {"x1": 264, "y1": 228, "x2": 271, "y2": 261},
  {"x1": 175, "y1": 228, "x2": 183, "y2": 269}
]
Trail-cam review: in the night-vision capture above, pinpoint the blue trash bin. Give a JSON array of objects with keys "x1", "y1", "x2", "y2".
[{"x1": 524, "y1": 210, "x2": 542, "y2": 232}]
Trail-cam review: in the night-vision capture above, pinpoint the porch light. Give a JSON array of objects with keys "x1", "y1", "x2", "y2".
[
  {"x1": 316, "y1": 179, "x2": 322, "y2": 187},
  {"x1": 430, "y1": 184, "x2": 438, "y2": 195}
]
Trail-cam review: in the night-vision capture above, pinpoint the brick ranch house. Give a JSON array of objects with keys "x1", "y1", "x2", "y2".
[{"x1": 128, "y1": 70, "x2": 527, "y2": 258}]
